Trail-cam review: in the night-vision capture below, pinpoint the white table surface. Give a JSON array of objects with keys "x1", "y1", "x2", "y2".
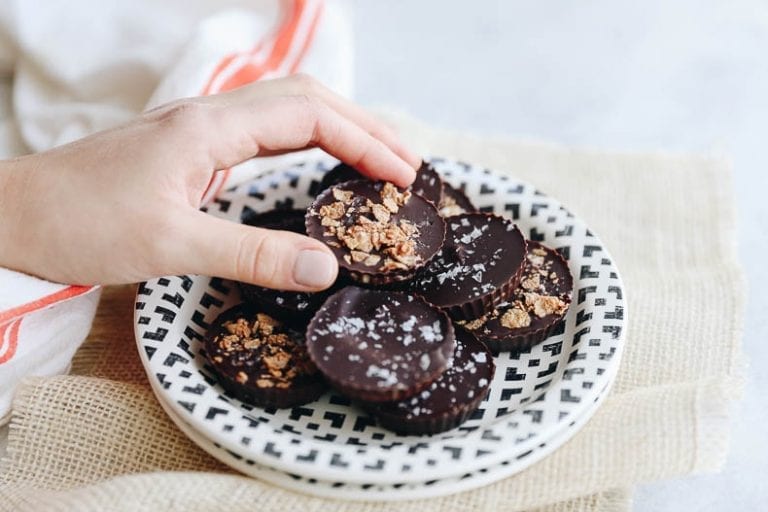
[
  {"x1": 341, "y1": 0, "x2": 768, "y2": 509},
  {"x1": 2, "y1": 2, "x2": 765, "y2": 509}
]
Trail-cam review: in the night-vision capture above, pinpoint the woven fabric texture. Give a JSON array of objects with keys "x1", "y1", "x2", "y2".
[{"x1": 0, "y1": 112, "x2": 745, "y2": 511}]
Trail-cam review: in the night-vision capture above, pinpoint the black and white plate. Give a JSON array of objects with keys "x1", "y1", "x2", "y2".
[
  {"x1": 152, "y1": 364, "x2": 616, "y2": 500},
  {"x1": 135, "y1": 157, "x2": 627, "y2": 484}
]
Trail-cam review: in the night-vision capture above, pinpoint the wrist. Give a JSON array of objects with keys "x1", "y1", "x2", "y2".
[{"x1": 0, "y1": 158, "x2": 35, "y2": 274}]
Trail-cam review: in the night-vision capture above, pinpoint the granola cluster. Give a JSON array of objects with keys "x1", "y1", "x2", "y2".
[
  {"x1": 212, "y1": 313, "x2": 318, "y2": 389},
  {"x1": 317, "y1": 183, "x2": 423, "y2": 272},
  {"x1": 458, "y1": 246, "x2": 569, "y2": 332},
  {"x1": 438, "y1": 195, "x2": 466, "y2": 217}
]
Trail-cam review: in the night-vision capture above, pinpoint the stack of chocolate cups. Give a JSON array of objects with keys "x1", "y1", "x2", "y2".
[{"x1": 203, "y1": 161, "x2": 574, "y2": 436}]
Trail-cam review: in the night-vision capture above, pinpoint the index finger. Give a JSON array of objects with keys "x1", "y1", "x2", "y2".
[
  {"x1": 217, "y1": 75, "x2": 422, "y2": 171},
  {"x1": 195, "y1": 95, "x2": 418, "y2": 187}
]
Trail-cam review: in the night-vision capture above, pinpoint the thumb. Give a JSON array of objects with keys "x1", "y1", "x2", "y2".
[{"x1": 173, "y1": 210, "x2": 338, "y2": 291}]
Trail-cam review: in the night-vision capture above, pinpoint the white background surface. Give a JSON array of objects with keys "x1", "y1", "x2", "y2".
[
  {"x1": 1, "y1": 2, "x2": 765, "y2": 510},
  {"x1": 339, "y1": 1, "x2": 767, "y2": 510}
]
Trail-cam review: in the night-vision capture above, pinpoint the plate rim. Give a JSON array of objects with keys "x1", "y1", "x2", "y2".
[{"x1": 152, "y1": 366, "x2": 617, "y2": 501}]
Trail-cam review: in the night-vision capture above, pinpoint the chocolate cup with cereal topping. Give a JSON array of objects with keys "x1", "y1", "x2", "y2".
[
  {"x1": 238, "y1": 209, "x2": 340, "y2": 324},
  {"x1": 204, "y1": 305, "x2": 327, "y2": 409},
  {"x1": 438, "y1": 182, "x2": 478, "y2": 217},
  {"x1": 318, "y1": 161, "x2": 444, "y2": 206},
  {"x1": 368, "y1": 327, "x2": 494, "y2": 435},
  {"x1": 306, "y1": 179, "x2": 446, "y2": 286},
  {"x1": 305, "y1": 286, "x2": 455, "y2": 402},
  {"x1": 458, "y1": 241, "x2": 573, "y2": 354},
  {"x1": 410, "y1": 213, "x2": 527, "y2": 321}
]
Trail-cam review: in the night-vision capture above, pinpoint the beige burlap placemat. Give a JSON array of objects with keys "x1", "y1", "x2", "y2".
[{"x1": 0, "y1": 111, "x2": 745, "y2": 512}]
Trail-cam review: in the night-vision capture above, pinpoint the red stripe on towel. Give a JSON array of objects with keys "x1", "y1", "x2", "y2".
[
  {"x1": 0, "y1": 285, "x2": 93, "y2": 326},
  {"x1": 200, "y1": 0, "x2": 320, "y2": 203},
  {"x1": 0, "y1": 318, "x2": 24, "y2": 365}
]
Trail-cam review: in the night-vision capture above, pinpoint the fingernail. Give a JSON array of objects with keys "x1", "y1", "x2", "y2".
[{"x1": 293, "y1": 250, "x2": 337, "y2": 288}]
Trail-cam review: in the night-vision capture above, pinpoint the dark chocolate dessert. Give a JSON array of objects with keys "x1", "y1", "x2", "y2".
[
  {"x1": 317, "y1": 162, "x2": 363, "y2": 195},
  {"x1": 318, "y1": 161, "x2": 444, "y2": 206},
  {"x1": 240, "y1": 207, "x2": 307, "y2": 233},
  {"x1": 306, "y1": 180, "x2": 446, "y2": 285},
  {"x1": 458, "y1": 241, "x2": 573, "y2": 353},
  {"x1": 410, "y1": 161, "x2": 444, "y2": 206},
  {"x1": 305, "y1": 286, "x2": 455, "y2": 402},
  {"x1": 204, "y1": 305, "x2": 326, "y2": 408},
  {"x1": 238, "y1": 209, "x2": 337, "y2": 323},
  {"x1": 369, "y1": 327, "x2": 494, "y2": 434},
  {"x1": 438, "y1": 182, "x2": 478, "y2": 217},
  {"x1": 411, "y1": 213, "x2": 527, "y2": 320}
]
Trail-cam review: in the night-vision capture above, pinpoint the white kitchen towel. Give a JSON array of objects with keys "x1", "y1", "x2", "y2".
[{"x1": 0, "y1": 0, "x2": 353, "y2": 423}]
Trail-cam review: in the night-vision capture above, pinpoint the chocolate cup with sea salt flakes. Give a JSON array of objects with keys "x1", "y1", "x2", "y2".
[
  {"x1": 306, "y1": 179, "x2": 446, "y2": 286},
  {"x1": 369, "y1": 327, "x2": 495, "y2": 435},
  {"x1": 318, "y1": 160, "x2": 444, "y2": 206},
  {"x1": 305, "y1": 286, "x2": 455, "y2": 402},
  {"x1": 410, "y1": 213, "x2": 527, "y2": 321},
  {"x1": 458, "y1": 241, "x2": 573, "y2": 354}
]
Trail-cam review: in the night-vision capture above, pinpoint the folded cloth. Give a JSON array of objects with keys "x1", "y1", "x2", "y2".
[
  {"x1": 0, "y1": 0, "x2": 351, "y2": 423},
  {"x1": 0, "y1": 112, "x2": 745, "y2": 511}
]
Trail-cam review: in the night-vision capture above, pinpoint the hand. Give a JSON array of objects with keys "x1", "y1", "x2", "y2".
[{"x1": 0, "y1": 74, "x2": 420, "y2": 291}]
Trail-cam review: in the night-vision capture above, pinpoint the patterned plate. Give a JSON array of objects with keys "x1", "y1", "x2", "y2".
[
  {"x1": 135, "y1": 157, "x2": 627, "y2": 484},
  {"x1": 153, "y1": 369, "x2": 615, "y2": 500}
]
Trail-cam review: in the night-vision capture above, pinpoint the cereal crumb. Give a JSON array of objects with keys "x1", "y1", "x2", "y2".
[
  {"x1": 256, "y1": 378, "x2": 274, "y2": 388},
  {"x1": 439, "y1": 195, "x2": 466, "y2": 217},
  {"x1": 500, "y1": 308, "x2": 531, "y2": 329},
  {"x1": 224, "y1": 318, "x2": 251, "y2": 338},
  {"x1": 525, "y1": 293, "x2": 568, "y2": 317},
  {"x1": 332, "y1": 188, "x2": 354, "y2": 203},
  {"x1": 462, "y1": 317, "x2": 486, "y2": 330},
  {"x1": 521, "y1": 273, "x2": 541, "y2": 291},
  {"x1": 371, "y1": 203, "x2": 391, "y2": 223},
  {"x1": 364, "y1": 254, "x2": 381, "y2": 267},
  {"x1": 319, "y1": 201, "x2": 346, "y2": 221},
  {"x1": 255, "y1": 313, "x2": 280, "y2": 336}
]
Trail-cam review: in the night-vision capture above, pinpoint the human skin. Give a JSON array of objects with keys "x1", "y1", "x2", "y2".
[{"x1": 0, "y1": 74, "x2": 419, "y2": 291}]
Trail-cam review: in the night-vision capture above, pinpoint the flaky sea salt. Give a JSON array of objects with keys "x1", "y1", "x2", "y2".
[
  {"x1": 366, "y1": 365, "x2": 398, "y2": 387},
  {"x1": 419, "y1": 321, "x2": 444, "y2": 343},
  {"x1": 402, "y1": 316, "x2": 418, "y2": 332},
  {"x1": 327, "y1": 316, "x2": 365, "y2": 335}
]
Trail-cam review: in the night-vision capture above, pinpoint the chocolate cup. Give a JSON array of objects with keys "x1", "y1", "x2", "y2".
[
  {"x1": 204, "y1": 304, "x2": 326, "y2": 409},
  {"x1": 240, "y1": 208, "x2": 308, "y2": 232},
  {"x1": 305, "y1": 286, "x2": 456, "y2": 402},
  {"x1": 411, "y1": 213, "x2": 527, "y2": 321},
  {"x1": 464, "y1": 241, "x2": 574, "y2": 354},
  {"x1": 438, "y1": 182, "x2": 478, "y2": 217},
  {"x1": 305, "y1": 179, "x2": 446, "y2": 286},
  {"x1": 369, "y1": 327, "x2": 495, "y2": 435},
  {"x1": 238, "y1": 283, "x2": 340, "y2": 326},
  {"x1": 318, "y1": 161, "x2": 444, "y2": 207},
  {"x1": 317, "y1": 162, "x2": 363, "y2": 195},
  {"x1": 238, "y1": 208, "x2": 338, "y2": 324},
  {"x1": 411, "y1": 161, "x2": 445, "y2": 207}
]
